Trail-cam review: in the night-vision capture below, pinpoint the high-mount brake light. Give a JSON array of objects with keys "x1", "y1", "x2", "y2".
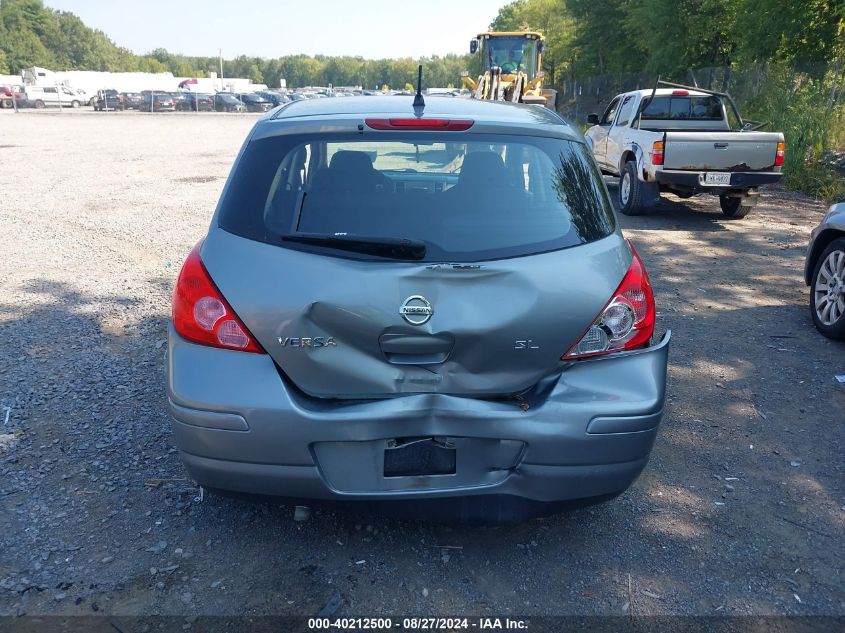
[
  {"x1": 671, "y1": 89, "x2": 689, "y2": 95},
  {"x1": 774, "y1": 140, "x2": 785, "y2": 167},
  {"x1": 364, "y1": 118, "x2": 474, "y2": 131},
  {"x1": 172, "y1": 243, "x2": 264, "y2": 353},
  {"x1": 564, "y1": 241, "x2": 656, "y2": 360}
]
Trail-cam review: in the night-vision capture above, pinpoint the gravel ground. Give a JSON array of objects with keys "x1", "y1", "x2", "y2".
[{"x1": 0, "y1": 109, "x2": 843, "y2": 619}]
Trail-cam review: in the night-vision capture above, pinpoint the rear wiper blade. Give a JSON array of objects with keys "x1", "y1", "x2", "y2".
[{"x1": 282, "y1": 233, "x2": 426, "y2": 260}]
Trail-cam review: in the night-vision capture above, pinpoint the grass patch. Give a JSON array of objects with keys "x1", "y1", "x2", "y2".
[{"x1": 784, "y1": 161, "x2": 845, "y2": 203}]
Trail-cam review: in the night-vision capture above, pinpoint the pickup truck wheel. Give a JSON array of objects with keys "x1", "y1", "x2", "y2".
[
  {"x1": 810, "y1": 237, "x2": 845, "y2": 340},
  {"x1": 720, "y1": 193, "x2": 753, "y2": 219},
  {"x1": 619, "y1": 161, "x2": 646, "y2": 215}
]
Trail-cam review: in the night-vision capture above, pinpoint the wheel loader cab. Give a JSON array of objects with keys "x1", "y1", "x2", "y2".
[
  {"x1": 481, "y1": 35, "x2": 539, "y2": 80},
  {"x1": 463, "y1": 31, "x2": 554, "y2": 108}
]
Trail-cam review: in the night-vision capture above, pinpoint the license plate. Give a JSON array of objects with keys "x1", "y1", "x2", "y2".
[
  {"x1": 384, "y1": 438, "x2": 456, "y2": 478},
  {"x1": 704, "y1": 172, "x2": 732, "y2": 186}
]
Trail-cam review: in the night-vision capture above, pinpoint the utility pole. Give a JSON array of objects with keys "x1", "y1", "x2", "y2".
[{"x1": 219, "y1": 49, "x2": 224, "y2": 91}]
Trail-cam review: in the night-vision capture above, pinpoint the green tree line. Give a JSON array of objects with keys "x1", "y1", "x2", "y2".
[
  {"x1": 0, "y1": 0, "x2": 472, "y2": 89},
  {"x1": 490, "y1": 0, "x2": 843, "y2": 86}
]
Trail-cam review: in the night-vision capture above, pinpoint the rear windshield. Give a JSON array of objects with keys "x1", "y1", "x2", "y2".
[
  {"x1": 641, "y1": 95, "x2": 723, "y2": 120},
  {"x1": 217, "y1": 133, "x2": 615, "y2": 262}
]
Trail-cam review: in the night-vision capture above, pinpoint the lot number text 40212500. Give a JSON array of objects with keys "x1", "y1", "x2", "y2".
[{"x1": 307, "y1": 617, "x2": 530, "y2": 630}]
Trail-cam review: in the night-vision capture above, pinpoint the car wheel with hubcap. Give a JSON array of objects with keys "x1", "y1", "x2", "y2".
[
  {"x1": 34, "y1": 99, "x2": 46, "y2": 109},
  {"x1": 811, "y1": 237, "x2": 845, "y2": 340},
  {"x1": 71, "y1": 100, "x2": 80, "y2": 108}
]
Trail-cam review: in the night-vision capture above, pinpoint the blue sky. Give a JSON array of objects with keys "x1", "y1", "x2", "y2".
[{"x1": 45, "y1": 0, "x2": 508, "y2": 59}]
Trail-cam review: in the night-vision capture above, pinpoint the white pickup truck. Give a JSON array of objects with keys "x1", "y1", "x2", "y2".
[{"x1": 585, "y1": 82, "x2": 785, "y2": 218}]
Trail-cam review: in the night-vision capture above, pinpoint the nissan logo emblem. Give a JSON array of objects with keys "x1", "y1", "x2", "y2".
[{"x1": 399, "y1": 295, "x2": 433, "y2": 325}]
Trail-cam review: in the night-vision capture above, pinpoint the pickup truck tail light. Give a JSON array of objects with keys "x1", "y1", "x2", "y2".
[
  {"x1": 652, "y1": 140, "x2": 664, "y2": 166},
  {"x1": 564, "y1": 241, "x2": 655, "y2": 360},
  {"x1": 172, "y1": 243, "x2": 265, "y2": 353},
  {"x1": 774, "y1": 141, "x2": 785, "y2": 167}
]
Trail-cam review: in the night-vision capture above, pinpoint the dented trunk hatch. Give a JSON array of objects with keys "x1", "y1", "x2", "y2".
[{"x1": 201, "y1": 230, "x2": 631, "y2": 399}]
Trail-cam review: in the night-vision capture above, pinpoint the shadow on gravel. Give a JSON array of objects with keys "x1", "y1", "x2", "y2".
[
  {"x1": 604, "y1": 180, "x2": 732, "y2": 233},
  {"x1": 633, "y1": 200, "x2": 734, "y2": 232},
  {"x1": 608, "y1": 190, "x2": 845, "y2": 613}
]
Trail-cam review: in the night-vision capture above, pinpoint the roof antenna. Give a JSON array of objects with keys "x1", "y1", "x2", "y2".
[{"x1": 413, "y1": 64, "x2": 425, "y2": 109}]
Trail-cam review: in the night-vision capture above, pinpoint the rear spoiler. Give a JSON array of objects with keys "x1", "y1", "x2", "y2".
[{"x1": 635, "y1": 77, "x2": 767, "y2": 131}]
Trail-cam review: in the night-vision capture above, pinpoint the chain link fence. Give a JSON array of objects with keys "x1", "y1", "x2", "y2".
[{"x1": 558, "y1": 63, "x2": 843, "y2": 124}]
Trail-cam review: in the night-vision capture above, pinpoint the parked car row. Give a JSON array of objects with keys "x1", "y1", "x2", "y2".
[
  {"x1": 94, "y1": 89, "x2": 140, "y2": 110},
  {"x1": 3, "y1": 85, "x2": 469, "y2": 112},
  {"x1": 0, "y1": 84, "x2": 25, "y2": 108},
  {"x1": 91, "y1": 90, "x2": 278, "y2": 113}
]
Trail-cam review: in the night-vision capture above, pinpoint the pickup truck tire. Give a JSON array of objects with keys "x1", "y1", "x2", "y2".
[
  {"x1": 810, "y1": 237, "x2": 845, "y2": 340},
  {"x1": 619, "y1": 161, "x2": 647, "y2": 216},
  {"x1": 719, "y1": 193, "x2": 753, "y2": 219}
]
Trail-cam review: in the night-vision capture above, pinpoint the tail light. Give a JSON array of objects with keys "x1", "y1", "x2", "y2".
[
  {"x1": 172, "y1": 243, "x2": 264, "y2": 353},
  {"x1": 365, "y1": 118, "x2": 474, "y2": 131},
  {"x1": 774, "y1": 140, "x2": 785, "y2": 167},
  {"x1": 564, "y1": 241, "x2": 655, "y2": 360},
  {"x1": 652, "y1": 140, "x2": 665, "y2": 166}
]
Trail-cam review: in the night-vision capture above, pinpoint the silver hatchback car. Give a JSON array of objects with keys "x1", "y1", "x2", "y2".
[{"x1": 167, "y1": 96, "x2": 671, "y2": 521}]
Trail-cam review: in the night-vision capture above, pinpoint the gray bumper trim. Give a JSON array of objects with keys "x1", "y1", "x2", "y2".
[
  {"x1": 169, "y1": 399, "x2": 249, "y2": 431},
  {"x1": 178, "y1": 450, "x2": 650, "y2": 503},
  {"x1": 587, "y1": 409, "x2": 663, "y2": 434}
]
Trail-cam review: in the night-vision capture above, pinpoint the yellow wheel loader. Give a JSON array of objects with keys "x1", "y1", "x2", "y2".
[{"x1": 461, "y1": 31, "x2": 556, "y2": 109}]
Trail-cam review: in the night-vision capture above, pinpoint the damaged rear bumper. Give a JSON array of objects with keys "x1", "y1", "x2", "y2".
[{"x1": 166, "y1": 326, "x2": 670, "y2": 514}]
